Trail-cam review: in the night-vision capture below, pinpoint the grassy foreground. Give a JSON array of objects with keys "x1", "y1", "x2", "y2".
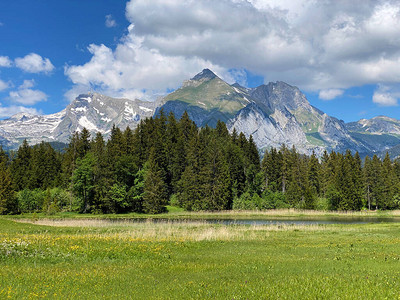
[{"x1": 1, "y1": 217, "x2": 400, "y2": 299}]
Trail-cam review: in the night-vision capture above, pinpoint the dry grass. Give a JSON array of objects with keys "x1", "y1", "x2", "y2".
[
  {"x1": 13, "y1": 218, "x2": 365, "y2": 242},
  {"x1": 180, "y1": 208, "x2": 400, "y2": 217}
]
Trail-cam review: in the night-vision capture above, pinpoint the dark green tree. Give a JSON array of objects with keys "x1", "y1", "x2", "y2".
[{"x1": 142, "y1": 148, "x2": 168, "y2": 214}]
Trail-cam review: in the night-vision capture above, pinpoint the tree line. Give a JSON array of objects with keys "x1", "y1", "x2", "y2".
[{"x1": 0, "y1": 110, "x2": 400, "y2": 215}]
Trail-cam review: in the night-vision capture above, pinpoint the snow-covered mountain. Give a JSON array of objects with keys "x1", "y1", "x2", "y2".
[
  {"x1": 0, "y1": 92, "x2": 157, "y2": 148},
  {"x1": 1, "y1": 69, "x2": 400, "y2": 157}
]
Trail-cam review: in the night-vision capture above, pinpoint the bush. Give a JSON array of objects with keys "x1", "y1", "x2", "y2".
[
  {"x1": 18, "y1": 188, "x2": 76, "y2": 213},
  {"x1": 51, "y1": 188, "x2": 75, "y2": 211},
  {"x1": 169, "y1": 194, "x2": 180, "y2": 207},
  {"x1": 18, "y1": 189, "x2": 45, "y2": 213},
  {"x1": 233, "y1": 191, "x2": 289, "y2": 210},
  {"x1": 232, "y1": 192, "x2": 256, "y2": 210},
  {"x1": 261, "y1": 190, "x2": 289, "y2": 209},
  {"x1": 315, "y1": 197, "x2": 330, "y2": 211}
]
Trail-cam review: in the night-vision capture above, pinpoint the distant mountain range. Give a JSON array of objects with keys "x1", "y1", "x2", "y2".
[{"x1": 1, "y1": 69, "x2": 400, "y2": 158}]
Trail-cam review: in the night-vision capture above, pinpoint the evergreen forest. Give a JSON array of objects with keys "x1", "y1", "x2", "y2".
[{"x1": 1, "y1": 110, "x2": 400, "y2": 215}]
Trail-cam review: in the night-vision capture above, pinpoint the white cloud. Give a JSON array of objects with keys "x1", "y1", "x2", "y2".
[
  {"x1": 8, "y1": 80, "x2": 48, "y2": 105},
  {"x1": 0, "y1": 105, "x2": 39, "y2": 119},
  {"x1": 20, "y1": 79, "x2": 35, "y2": 89},
  {"x1": 373, "y1": 92, "x2": 397, "y2": 106},
  {"x1": 0, "y1": 56, "x2": 11, "y2": 67},
  {"x1": 372, "y1": 85, "x2": 399, "y2": 106},
  {"x1": 15, "y1": 53, "x2": 54, "y2": 74},
  {"x1": 65, "y1": 0, "x2": 400, "y2": 101},
  {"x1": 64, "y1": 37, "x2": 223, "y2": 100},
  {"x1": 105, "y1": 15, "x2": 117, "y2": 28},
  {"x1": 0, "y1": 80, "x2": 10, "y2": 91},
  {"x1": 319, "y1": 89, "x2": 344, "y2": 100}
]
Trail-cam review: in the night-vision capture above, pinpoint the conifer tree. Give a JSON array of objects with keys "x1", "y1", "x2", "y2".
[
  {"x1": 166, "y1": 112, "x2": 186, "y2": 193},
  {"x1": 0, "y1": 161, "x2": 16, "y2": 214},
  {"x1": 179, "y1": 111, "x2": 197, "y2": 143},
  {"x1": 363, "y1": 156, "x2": 373, "y2": 210},
  {"x1": 77, "y1": 127, "x2": 91, "y2": 158},
  {"x1": 123, "y1": 126, "x2": 135, "y2": 155},
  {"x1": 381, "y1": 152, "x2": 398, "y2": 209},
  {"x1": 142, "y1": 148, "x2": 168, "y2": 214},
  {"x1": 319, "y1": 150, "x2": 330, "y2": 197},
  {"x1": 308, "y1": 151, "x2": 320, "y2": 196},
  {"x1": 10, "y1": 139, "x2": 32, "y2": 190},
  {"x1": 201, "y1": 138, "x2": 232, "y2": 210},
  {"x1": 371, "y1": 155, "x2": 384, "y2": 209},
  {"x1": 177, "y1": 133, "x2": 202, "y2": 210}
]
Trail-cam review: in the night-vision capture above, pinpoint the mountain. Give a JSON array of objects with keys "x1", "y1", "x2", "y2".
[
  {"x1": 159, "y1": 69, "x2": 250, "y2": 127},
  {"x1": 227, "y1": 81, "x2": 369, "y2": 155},
  {"x1": 346, "y1": 116, "x2": 400, "y2": 157},
  {"x1": 0, "y1": 92, "x2": 157, "y2": 148},
  {"x1": 1, "y1": 68, "x2": 400, "y2": 157}
]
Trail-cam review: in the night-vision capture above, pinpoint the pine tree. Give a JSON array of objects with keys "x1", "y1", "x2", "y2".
[
  {"x1": 201, "y1": 138, "x2": 232, "y2": 210},
  {"x1": 0, "y1": 161, "x2": 16, "y2": 214},
  {"x1": 61, "y1": 132, "x2": 80, "y2": 187},
  {"x1": 77, "y1": 127, "x2": 91, "y2": 158},
  {"x1": 166, "y1": 111, "x2": 186, "y2": 193},
  {"x1": 177, "y1": 133, "x2": 202, "y2": 210},
  {"x1": 179, "y1": 111, "x2": 197, "y2": 143},
  {"x1": 142, "y1": 148, "x2": 168, "y2": 214},
  {"x1": 225, "y1": 142, "x2": 246, "y2": 197},
  {"x1": 308, "y1": 151, "x2": 320, "y2": 196},
  {"x1": 246, "y1": 135, "x2": 260, "y2": 171},
  {"x1": 363, "y1": 156, "x2": 373, "y2": 210},
  {"x1": 123, "y1": 126, "x2": 135, "y2": 155},
  {"x1": 319, "y1": 150, "x2": 330, "y2": 197},
  {"x1": 10, "y1": 139, "x2": 32, "y2": 190},
  {"x1": 381, "y1": 152, "x2": 398, "y2": 209},
  {"x1": 371, "y1": 155, "x2": 384, "y2": 209}
]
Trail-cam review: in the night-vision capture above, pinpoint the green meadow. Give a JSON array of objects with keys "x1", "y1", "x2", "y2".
[{"x1": 1, "y1": 212, "x2": 400, "y2": 299}]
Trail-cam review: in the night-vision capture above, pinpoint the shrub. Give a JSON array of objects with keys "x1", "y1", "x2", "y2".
[
  {"x1": 261, "y1": 190, "x2": 289, "y2": 209},
  {"x1": 232, "y1": 192, "x2": 256, "y2": 210},
  {"x1": 18, "y1": 189, "x2": 45, "y2": 213}
]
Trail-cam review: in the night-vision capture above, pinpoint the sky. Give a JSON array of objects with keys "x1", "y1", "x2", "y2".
[{"x1": 0, "y1": 0, "x2": 400, "y2": 123}]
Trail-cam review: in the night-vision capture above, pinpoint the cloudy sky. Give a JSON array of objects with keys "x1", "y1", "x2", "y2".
[{"x1": 0, "y1": 0, "x2": 400, "y2": 122}]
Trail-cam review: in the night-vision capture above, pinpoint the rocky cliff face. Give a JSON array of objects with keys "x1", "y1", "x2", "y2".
[{"x1": 228, "y1": 79, "x2": 368, "y2": 155}]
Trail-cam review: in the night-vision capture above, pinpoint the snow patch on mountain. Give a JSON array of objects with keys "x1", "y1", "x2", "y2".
[
  {"x1": 139, "y1": 106, "x2": 152, "y2": 112},
  {"x1": 78, "y1": 116, "x2": 98, "y2": 131}
]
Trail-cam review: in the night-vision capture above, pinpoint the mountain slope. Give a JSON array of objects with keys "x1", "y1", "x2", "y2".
[
  {"x1": 230, "y1": 81, "x2": 368, "y2": 154},
  {"x1": 346, "y1": 116, "x2": 400, "y2": 155},
  {"x1": 0, "y1": 92, "x2": 157, "y2": 148},
  {"x1": 160, "y1": 69, "x2": 250, "y2": 126},
  {"x1": 53, "y1": 93, "x2": 156, "y2": 142}
]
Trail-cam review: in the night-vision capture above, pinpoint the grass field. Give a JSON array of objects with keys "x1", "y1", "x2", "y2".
[{"x1": 1, "y1": 214, "x2": 400, "y2": 299}]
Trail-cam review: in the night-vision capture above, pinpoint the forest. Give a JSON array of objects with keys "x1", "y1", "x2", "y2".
[{"x1": 0, "y1": 110, "x2": 399, "y2": 215}]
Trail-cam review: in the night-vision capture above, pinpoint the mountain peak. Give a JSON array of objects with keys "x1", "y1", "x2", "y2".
[
  {"x1": 191, "y1": 69, "x2": 217, "y2": 81},
  {"x1": 9, "y1": 112, "x2": 36, "y2": 121}
]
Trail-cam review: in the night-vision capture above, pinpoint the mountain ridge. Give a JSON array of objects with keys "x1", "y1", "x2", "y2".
[{"x1": 1, "y1": 69, "x2": 400, "y2": 158}]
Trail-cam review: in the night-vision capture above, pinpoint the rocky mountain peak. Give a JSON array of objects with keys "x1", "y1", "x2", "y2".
[
  {"x1": 9, "y1": 112, "x2": 36, "y2": 121},
  {"x1": 191, "y1": 68, "x2": 218, "y2": 81}
]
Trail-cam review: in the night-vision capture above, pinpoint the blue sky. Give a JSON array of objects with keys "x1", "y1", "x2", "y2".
[{"x1": 0, "y1": 0, "x2": 399, "y2": 123}]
